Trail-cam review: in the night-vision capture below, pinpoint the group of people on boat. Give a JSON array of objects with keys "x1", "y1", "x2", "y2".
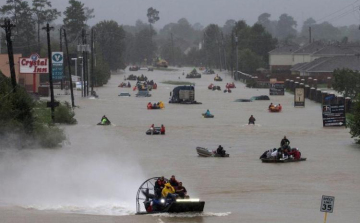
[
  {"x1": 214, "y1": 74, "x2": 222, "y2": 81},
  {"x1": 225, "y1": 82, "x2": 236, "y2": 88},
  {"x1": 147, "y1": 101, "x2": 165, "y2": 109},
  {"x1": 260, "y1": 136, "x2": 302, "y2": 160},
  {"x1": 137, "y1": 74, "x2": 148, "y2": 81},
  {"x1": 268, "y1": 103, "x2": 282, "y2": 111},
  {"x1": 118, "y1": 82, "x2": 131, "y2": 88},
  {"x1": 149, "y1": 124, "x2": 166, "y2": 135}
]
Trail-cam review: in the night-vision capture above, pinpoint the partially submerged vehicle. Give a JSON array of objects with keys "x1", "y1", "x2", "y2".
[
  {"x1": 119, "y1": 92, "x2": 131, "y2": 97},
  {"x1": 196, "y1": 147, "x2": 229, "y2": 157},
  {"x1": 129, "y1": 66, "x2": 139, "y2": 71},
  {"x1": 125, "y1": 74, "x2": 137, "y2": 81},
  {"x1": 169, "y1": 86, "x2": 202, "y2": 104},
  {"x1": 186, "y1": 68, "x2": 201, "y2": 78},
  {"x1": 234, "y1": 99, "x2": 252, "y2": 102},
  {"x1": 251, "y1": 95, "x2": 270, "y2": 100},
  {"x1": 203, "y1": 69, "x2": 215, "y2": 74},
  {"x1": 136, "y1": 177, "x2": 205, "y2": 214},
  {"x1": 148, "y1": 67, "x2": 154, "y2": 71}
]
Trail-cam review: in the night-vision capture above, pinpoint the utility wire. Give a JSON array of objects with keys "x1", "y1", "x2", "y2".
[{"x1": 316, "y1": 0, "x2": 360, "y2": 23}]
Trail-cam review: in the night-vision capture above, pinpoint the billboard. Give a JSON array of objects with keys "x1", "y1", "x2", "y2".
[
  {"x1": 269, "y1": 82, "x2": 285, "y2": 95},
  {"x1": 52, "y1": 52, "x2": 64, "y2": 80},
  {"x1": 20, "y1": 54, "x2": 49, "y2": 74},
  {"x1": 294, "y1": 88, "x2": 305, "y2": 107},
  {"x1": 322, "y1": 104, "x2": 346, "y2": 127}
]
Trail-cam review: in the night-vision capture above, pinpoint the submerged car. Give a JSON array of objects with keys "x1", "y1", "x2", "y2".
[{"x1": 119, "y1": 92, "x2": 131, "y2": 97}]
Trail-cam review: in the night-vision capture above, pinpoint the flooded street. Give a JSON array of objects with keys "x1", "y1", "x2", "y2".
[{"x1": 1, "y1": 67, "x2": 360, "y2": 223}]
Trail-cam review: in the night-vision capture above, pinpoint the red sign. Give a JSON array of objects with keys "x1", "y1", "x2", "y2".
[{"x1": 19, "y1": 54, "x2": 49, "y2": 74}]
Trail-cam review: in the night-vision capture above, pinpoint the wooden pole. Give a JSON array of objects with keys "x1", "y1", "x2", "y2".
[{"x1": 324, "y1": 212, "x2": 327, "y2": 223}]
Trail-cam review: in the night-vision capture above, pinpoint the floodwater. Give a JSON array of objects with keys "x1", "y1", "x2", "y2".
[{"x1": 1, "y1": 67, "x2": 360, "y2": 223}]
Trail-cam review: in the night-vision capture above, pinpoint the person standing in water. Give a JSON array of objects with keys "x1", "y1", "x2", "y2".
[{"x1": 248, "y1": 115, "x2": 256, "y2": 125}]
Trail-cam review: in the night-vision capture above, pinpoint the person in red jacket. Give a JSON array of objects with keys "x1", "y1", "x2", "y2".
[
  {"x1": 147, "y1": 102, "x2": 152, "y2": 109},
  {"x1": 288, "y1": 148, "x2": 301, "y2": 160},
  {"x1": 160, "y1": 124, "x2": 165, "y2": 135}
]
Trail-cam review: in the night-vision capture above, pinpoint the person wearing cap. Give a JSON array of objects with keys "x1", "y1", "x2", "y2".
[
  {"x1": 169, "y1": 175, "x2": 179, "y2": 189},
  {"x1": 175, "y1": 182, "x2": 188, "y2": 199}
]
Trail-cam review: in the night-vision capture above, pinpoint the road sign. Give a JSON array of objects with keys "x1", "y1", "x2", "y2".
[
  {"x1": 322, "y1": 104, "x2": 346, "y2": 127},
  {"x1": 320, "y1": 195, "x2": 335, "y2": 213},
  {"x1": 294, "y1": 87, "x2": 305, "y2": 107},
  {"x1": 52, "y1": 52, "x2": 63, "y2": 80},
  {"x1": 269, "y1": 82, "x2": 285, "y2": 95}
]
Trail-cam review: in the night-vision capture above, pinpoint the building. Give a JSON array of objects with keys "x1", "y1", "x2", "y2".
[
  {"x1": 0, "y1": 54, "x2": 40, "y2": 93},
  {"x1": 269, "y1": 44, "x2": 299, "y2": 71}
]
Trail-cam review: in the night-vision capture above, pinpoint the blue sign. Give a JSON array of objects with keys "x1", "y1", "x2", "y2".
[{"x1": 52, "y1": 52, "x2": 63, "y2": 80}]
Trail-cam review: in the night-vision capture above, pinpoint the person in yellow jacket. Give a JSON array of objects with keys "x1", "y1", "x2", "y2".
[
  {"x1": 161, "y1": 183, "x2": 177, "y2": 201},
  {"x1": 159, "y1": 101, "x2": 164, "y2": 109}
]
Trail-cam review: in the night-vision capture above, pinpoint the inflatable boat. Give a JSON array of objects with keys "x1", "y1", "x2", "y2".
[
  {"x1": 146, "y1": 127, "x2": 164, "y2": 135},
  {"x1": 269, "y1": 106, "x2": 282, "y2": 112},
  {"x1": 196, "y1": 147, "x2": 229, "y2": 157},
  {"x1": 214, "y1": 76, "x2": 222, "y2": 81}
]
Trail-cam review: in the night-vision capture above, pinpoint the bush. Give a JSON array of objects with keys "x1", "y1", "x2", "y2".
[{"x1": 54, "y1": 101, "x2": 77, "y2": 124}]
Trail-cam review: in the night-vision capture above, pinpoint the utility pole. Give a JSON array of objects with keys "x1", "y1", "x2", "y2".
[
  {"x1": 217, "y1": 39, "x2": 222, "y2": 71},
  {"x1": 42, "y1": 23, "x2": 55, "y2": 122},
  {"x1": 59, "y1": 27, "x2": 63, "y2": 90},
  {"x1": 222, "y1": 32, "x2": 227, "y2": 71},
  {"x1": 1, "y1": 19, "x2": 17, "y2": 91},
  {"x1": 81, "y1": 29, "x2": 86, "y2": 97},
  {"x1": 309, "y1": 27, "x2": 312, "y2": 44},
  {"x1": 170, "y1": 32, "x2": 175, "y2": 66},
  {"x1": 235, "y1": 35, "x2": 239, "y2": 75},
  {"x1": 63, "y1": 28, "x2": 75, "y2": 107},
  {"x1": 90, "y1": 27, "x2": 94, "y2": 94}
]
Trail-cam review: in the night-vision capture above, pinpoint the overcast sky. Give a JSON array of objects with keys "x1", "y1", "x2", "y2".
[{"x1": 1, "y1": 0, "x2": 360, "y2": 29}]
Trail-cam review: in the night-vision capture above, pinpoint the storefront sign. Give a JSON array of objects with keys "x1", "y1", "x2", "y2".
[
  {"x1": 269, "y1": 82, "x2": 285, "y2": 95},
  {"x1": 295, "y1": 88, "x2": 305, "y2": 107},
  {"x1": 19, "y1": 54, "x2": 49, "y2": 74}
]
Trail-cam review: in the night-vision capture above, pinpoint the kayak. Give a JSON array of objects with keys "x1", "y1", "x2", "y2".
[
  {"x1": 261, "y1": 158, "x2": 307, "y2": 163},
  {"x1": 196, "y1": 147, "x2": 229, "y2": 157}
]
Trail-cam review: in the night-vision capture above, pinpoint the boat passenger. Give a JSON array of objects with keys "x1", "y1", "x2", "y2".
[
  {"x1": 169, "y1": 175, "x2": 179, "y2": 188},
  {"x1": 127, "y1": 82, "x2": 131, "y2": 87},
  {"x1": 204, "y1": 109, "x2": 211, "y2": 116},
  {"x1": 271, "y1": 149, "x2": 278, "y2": 158},
  {"x1": 248, "y1": 115, "x2": 256, "y2": 125},
  {"x1": 216, "y1": 145, "x2": 226, "y2": 157},
  {"x1": 101, "y1": 115, "x2": 109, "y2": 125},
  {"x1": 280, "y1": 136, "x2": 290, "y2": 147},
  {"x1": 150, "y1": 124, "x2": 155, "y2": 135},
  {"x1": 154, "y1": 176, "x2": 166, "y2": 198},
  {"x1": 278, "y1": 104, "x2": 282, "y2": 110},
  {"x1": 147, "y1": 102, "x2": 152, "y2": 109},
  {"x1": 160, "y1": 124, "x2": 165, "y2": 135},
  {"x1": 288, "y1": 148, "x2": 301, "y2": 160},
  {"x1": 268, "y1": 103, "x2": 274, "y2": 109},
  {"x1": 175, "y1": 182, "x2": 188, "y2": 199},
  {"x1": 161, "y1": 182, "x2": 177, "y2": 202}
]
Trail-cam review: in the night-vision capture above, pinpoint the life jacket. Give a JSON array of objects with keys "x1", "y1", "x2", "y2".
[{"x1": 162, "y1": 183, "x2": 175, "y2": 197}]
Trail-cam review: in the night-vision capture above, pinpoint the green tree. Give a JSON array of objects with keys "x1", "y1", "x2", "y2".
[
  {"x1": 300, "y1": 17, "x2": 316, "y2": 37},
  {"x1": 94, "y1": 20, "x2": 126, "y2": 70},
  {"x1": 93, "y1": 50, "x2": 111, "y2": 86},
  {"x1": 63, "y1": 0, "x2": 94, "y2": 41},
  {"x1": 32, "y1": 0, "x2": 60, "y2": 51},
  {"x1": 276, "y1": 14, "x2": 297, "y2": 40},
  {"x1": 204, "y1": 24, "x2": 222, "y2": 68},
  {"x1": 347, "y1": 95, "x2": 360, "y2": 143},
  {"x1": 238, "y1": 49, "x2": 265, "y2": 73},
  {"x1": 0, "y1": 0, "x2": 36, "y2": 55},
  {"x1": 147, "y1": 7, "x2": 159, "y2": 27},
  {"x1": 333, "y1": 68, "x2": 360, "y2": 98}
]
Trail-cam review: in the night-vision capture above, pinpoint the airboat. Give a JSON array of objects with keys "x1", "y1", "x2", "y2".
[{"x1": 136, "y1": 177, "x2": 205, "y2": 215}]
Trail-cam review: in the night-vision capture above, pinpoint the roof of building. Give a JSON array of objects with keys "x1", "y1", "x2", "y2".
[
  {"x1": 293, "y1": 41, "x2": 325, "y2": 55},
  {"x1": 269, "y1": 44, "x2": 300, "y2": 55},
  {"x1": 312, "y1": 45, "x2": 360, "y2": 56},
  {"x1": 291, "y1": 56, "x2": 360, "y2": 73}
]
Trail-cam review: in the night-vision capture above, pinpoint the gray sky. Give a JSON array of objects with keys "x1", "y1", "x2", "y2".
[{"x1": 2, "y1": 0, "x2": 360, "y2": 28}]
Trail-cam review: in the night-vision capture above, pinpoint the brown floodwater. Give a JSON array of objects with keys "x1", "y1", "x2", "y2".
[{"x1": 0, "y1": 67, "x2": 359, "y2": 223}]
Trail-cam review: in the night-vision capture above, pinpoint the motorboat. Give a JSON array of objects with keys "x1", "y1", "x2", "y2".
[{"x1": 196, "y1": 147, "x2": 229, "y2": 157}]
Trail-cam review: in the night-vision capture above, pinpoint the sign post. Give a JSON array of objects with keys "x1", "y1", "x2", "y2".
[
  {"x1": 51, "y1": 52, "x2": 63, "y2": 81},
  {"x1": 320, "y1": 195, "x2": 335, "y2": 223},
  {"x1": 294, "y1": 87, "x2": 305, "y2": 107},
  {"x1": 322, "y1": 104, "x2": 346, "y2": 127},
  {"x1": 269, "y1": 81, "x2": 285, "y2": 96}
]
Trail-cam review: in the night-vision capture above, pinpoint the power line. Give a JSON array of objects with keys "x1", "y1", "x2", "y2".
[{"x1": 316, "y1": 0, "x2": 360, "y2": 23}]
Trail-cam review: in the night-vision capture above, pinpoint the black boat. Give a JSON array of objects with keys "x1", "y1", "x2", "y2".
[
  {"x1": 136, "y1": 177, "x2": 205, "y2": 215},
  {"x1": 146, "y1": 127, "x2": 164, "y2": 135},
  {"x1": 261, "y1": 158, "x2": 307, "y2": 163},
  {"x1": 202, "y1": 113, "x2": 214, "y2": 118}
]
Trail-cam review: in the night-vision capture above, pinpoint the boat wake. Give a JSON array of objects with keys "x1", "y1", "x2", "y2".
[
  {"x1": 21, "y1": 203, "x2": 135, "y2": 216},
  {"x1": 151, "y1": 212, "x2": 231, "y2": 218}
]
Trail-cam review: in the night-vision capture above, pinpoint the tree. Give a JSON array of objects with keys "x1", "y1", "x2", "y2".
[
  {"x1": 32, "y1": 0, "x2": 60, "y2": 50},
  {"x1": 63, "y1": 0, "x2": 94, "y2": 41},
  {"x1": 238, "y1": 49, "x2": 265, "y2": 73},
  {"x1": 94, "y1": 20, "x2": 126, "y2": 70},
  {"x1": 333, "y1": 68, "x2": 360, "y2": 98},
  {"x1": 276, "y1": 14, "x2": 297, "y2": 40},
  {"x1": 204, "y1": 24, "x2": 222, "y2": 68},
  {"x1": 0, "y1": 0, "x2": 36, "y2": 55},
  {"x1": 300, "y1": 17, "x2": 316, "y2": 37},
  {"x1": 347, "y1": 94, "x2": 360, "y2": 143},
  {"x1": 222, "y1": 19, "x2": 236, "y2": 35},
  {"x1": 147, "y1": 7, "x2": 159, "y2": 26}
]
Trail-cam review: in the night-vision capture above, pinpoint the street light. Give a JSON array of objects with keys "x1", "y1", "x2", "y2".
[{"x1": 235, "y1": 35, "x2": 239, "y2": 79}]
